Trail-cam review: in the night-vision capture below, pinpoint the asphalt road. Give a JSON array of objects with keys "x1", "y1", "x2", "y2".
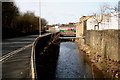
[
  {"x1": 2, "y1": 35, "x2": 39, "y2": 56},
  {"x1": 2, "y1": 47, "x2": 31, "y2": 79},
  {"x1": 2, "y1": 35, "x2": 39, "y2": 79}
]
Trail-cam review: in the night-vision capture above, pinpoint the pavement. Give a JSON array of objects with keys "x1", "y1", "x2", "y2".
[
  {"x1": 2, "y1": 35, "x2": 39, "y2": 79},
  {"x1": 2, "y1": 47, "x2": 31, "y2": 79}
]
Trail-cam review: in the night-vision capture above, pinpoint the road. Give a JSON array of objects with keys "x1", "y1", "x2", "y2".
[
  {"x1": 2, "y1": 35, "x2": 39, "y2": 79},
  {"x1": 2, "y1": 35, "x2": 39, "y2": 56}
]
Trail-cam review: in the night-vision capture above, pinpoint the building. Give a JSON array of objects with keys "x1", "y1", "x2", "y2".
[
  {"x1": 59, "y1": 25, "x2": 76, "y2": 31},
  {"x1": 48, "y1": 24, "x2": 76, "y2": 32},
  {"x1": 76, "y1": 16, "x2": 91, "y2": 37},
  {"x1": 87, "y1": 12, "x2": 120, "y2": 30}
]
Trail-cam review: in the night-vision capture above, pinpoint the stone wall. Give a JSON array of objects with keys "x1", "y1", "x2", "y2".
[
  {"x1": 76, "y1": 16, "x2": 91, "y2": 37},
  {"x1": 85, "y1": 30, "x2": 120, "y2": 61},
  {"x1": 76, "y1": 22, "x2": 82, "y2": 37},
  {"x1": 49, "y1": 27, "x2": 55, "y2": 31}
]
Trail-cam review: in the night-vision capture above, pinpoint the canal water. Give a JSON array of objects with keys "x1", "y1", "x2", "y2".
[{"x1": 55, "y1": 42, "x2": 93, "y2": 79}]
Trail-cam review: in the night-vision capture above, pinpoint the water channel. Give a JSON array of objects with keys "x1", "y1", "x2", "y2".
[{"x1": 55, "y1": 42, "x2": 104, "y2": 79}]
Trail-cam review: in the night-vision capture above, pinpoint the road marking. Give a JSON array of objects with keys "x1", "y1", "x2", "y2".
[
  {"x1": 0, "y1": 44, "x2": 32, "y2": 62},
  {"x1": 2, "y1": 42, "x2": 31, "y2": 44}
]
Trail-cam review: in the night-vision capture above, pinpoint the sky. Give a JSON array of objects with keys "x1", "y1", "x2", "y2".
[{"x1": 14, "y1": 0, "x2": 119, "y2": 25}]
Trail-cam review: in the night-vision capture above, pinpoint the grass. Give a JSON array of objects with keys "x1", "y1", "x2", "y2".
[
  {"x1": 99, "y1": 62, "x2": 110, "y2": 71},
  {"x1": 90, "y1": 52, "x2": 96, "y2": 56}
]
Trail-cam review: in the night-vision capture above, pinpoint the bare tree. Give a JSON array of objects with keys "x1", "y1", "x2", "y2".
[{"x1": 92, "y1": 3, "x2": 117, "y2": 30}]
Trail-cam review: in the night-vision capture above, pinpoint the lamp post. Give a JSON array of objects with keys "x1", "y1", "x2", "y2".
[{"x1": 39, "y1": 0, "x2": 41, "y2": 36}]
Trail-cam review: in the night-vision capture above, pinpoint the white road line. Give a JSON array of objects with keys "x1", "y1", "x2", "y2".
[
  {"x1": 0, "y1": 44, "x2": 32, "y2": 62},
  {"x1": 2, "y1": 42, "x2": 31, "y2": 44}
]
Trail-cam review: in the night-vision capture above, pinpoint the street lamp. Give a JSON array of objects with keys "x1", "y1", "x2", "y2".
[{"x1": 39, "y1": 0, "x2": 41, "y2": 36}]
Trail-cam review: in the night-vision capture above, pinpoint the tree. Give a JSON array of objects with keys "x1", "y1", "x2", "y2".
[
  {"x1": 41, "y1": 18, "x2": 48, "y2": 31},
  {"x1": 2, "y1": 2, "x2": 48, "y2": 38},
  {"x1": 2, "y1": 2, "x2": 19, "y2": 28},
  {"x1": 14, "y1": 11, "x2": 39, "y2": 33},
  {"x1": 92, "y1": 3, "x2": 117, "y2": 30},
  {"x1": 2, "y1": 2, "x2": 20, "y2": 38}
]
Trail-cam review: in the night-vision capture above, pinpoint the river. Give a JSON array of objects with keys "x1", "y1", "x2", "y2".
[{"x1": 55, "y1": 42, "x2": 104, "y2": 79}]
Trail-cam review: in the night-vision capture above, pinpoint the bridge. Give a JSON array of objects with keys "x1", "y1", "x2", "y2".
[
  {"x1": 59, "y1": 36, "x2": 85, "y2": 39},
  {"x1": 60, "y1": 32, "x2": 76, "y2": 36}
]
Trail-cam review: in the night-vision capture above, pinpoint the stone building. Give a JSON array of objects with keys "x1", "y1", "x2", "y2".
[{"x1": 76, "y1": 16, "x2": 91, "y2": 37}]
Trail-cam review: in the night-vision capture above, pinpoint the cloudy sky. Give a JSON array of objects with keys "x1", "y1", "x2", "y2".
[{"x1": 14, "y1": 0, "x2": 119, "y2": 25}]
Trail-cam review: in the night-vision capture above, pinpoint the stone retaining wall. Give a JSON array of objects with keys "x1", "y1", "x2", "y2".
[{"x1": 85, "y1": 30, "x2": 120, "y2": 61}]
